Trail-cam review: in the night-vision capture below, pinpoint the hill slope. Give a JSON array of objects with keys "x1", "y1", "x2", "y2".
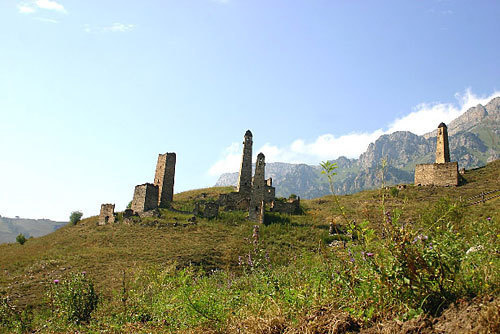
[{"x1": 1, "y1": 161, "x2": 498, "y2": 307}]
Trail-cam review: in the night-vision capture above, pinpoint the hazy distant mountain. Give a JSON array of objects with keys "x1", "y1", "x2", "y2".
[
  {"x1": 216, "y1": 97, "x2": 500, "y2": 198},
  {"x1": 0, "y1": 216, "x2": 66, "y2": 244}
]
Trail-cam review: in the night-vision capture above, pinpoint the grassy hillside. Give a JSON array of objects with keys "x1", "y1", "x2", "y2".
[{"x1": 0, "y1": 161, "x2": 498, "y2": 333}]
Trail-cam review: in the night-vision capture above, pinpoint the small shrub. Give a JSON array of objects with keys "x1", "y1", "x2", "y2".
[
  {"x1": 389, "y1": 187, "x2": 399, "y2": 197},
  {"x1": 69, "y1": 211, "x2": 83, "y2": 225},
  {"x1": 48, "y1": 272, "x2": 98, "y2": 324},
  {"x1": 16, "y1": 234, "x2": 26, "y2": 245},
  {"x1": 289, "y1": 194, "x2": 297, "y2": 199}
]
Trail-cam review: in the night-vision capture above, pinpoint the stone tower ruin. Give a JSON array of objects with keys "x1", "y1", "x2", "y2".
[
  {"x1": 131, "y1": 183, "x2": 159, "y2": 212},
  {"x1": 435, "y1": 122, "x2": 450, "y2": 163},
  {"x1": 249, "y1": 153, "x2": 266, "y2": 221},
  {"x1": 98, "y1": 203, "x2": 115, "y2": 225},
  {"x1": 154, "y1": 153, "x2": 176, "y2": 207},
  {"x1": 237, "y1": 130, "x2": 253, "y2": 196},
  {"x1": 414, "y1": 122, "x2": 458, "y2": 186}
]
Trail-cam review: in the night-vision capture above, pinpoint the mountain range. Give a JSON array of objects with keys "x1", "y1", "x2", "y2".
[
  {"x1": 215, "y1": 97, "x2": 500, "y2": 198},
  {"x1": 0, "y1": 216, "x2": 66, "y2": 244}
]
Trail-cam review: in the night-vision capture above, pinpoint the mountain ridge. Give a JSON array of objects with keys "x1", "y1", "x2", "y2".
[{"x1": 216, "y1": 97, "x2": 500, "y2": 198}]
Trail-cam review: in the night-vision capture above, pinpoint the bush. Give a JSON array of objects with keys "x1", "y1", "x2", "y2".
[
  {"x1": 16, "y1": 234, "x2": 26, "y2": 245},
  {"x1": 69, "y1": 211, "x2": 83, "y2": 225},
  {"x1": 389, "y1": 187, "x2": 399, "y2": 197},
  {"x1": 48, "y1": 273, "x2": 98, "y2": 324}
]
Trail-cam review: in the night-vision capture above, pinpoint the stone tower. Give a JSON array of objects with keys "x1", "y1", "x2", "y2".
[
  {"x1": 237, "y1": 130, "x2": 253, "y2": 196},
  {"x1": 249, "y1": 153, "x2": 266, "y2": 221},
  {"x1": 435, "y1": 122, "x2": 450, "y2": 163},
  {"x1": 154, "y1": 152, "x2": 176, "y2": 207}
]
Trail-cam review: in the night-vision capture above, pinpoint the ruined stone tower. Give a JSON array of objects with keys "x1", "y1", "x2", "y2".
[
  {"x1": 98, "y1": 204, "x2": 115, "y2": 225},
  {"x1": 237, "y1": 130, "x2": 253, "y2": 196},
  {"x1": 249, "y1": 153, "x2": 266, "y2": 221},
  {"x1": 435, "y1": 122, "x2": 450, "y2": 163},
  {"x1": 154, "y1": 153, "x2": 176, "y2": 207},
  {"x1": 131, "y1": 183, "x2": 159, "y2": 212}
]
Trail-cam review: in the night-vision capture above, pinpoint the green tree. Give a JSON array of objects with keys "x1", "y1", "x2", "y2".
[
  {"x1": 320, "y1": 160, "x2": 349, "y2": 225},
  {"x1": 320, "y1": 160, "x2": 338, "y2": 195},
  {"x1": 16, "y1": 234, "x2": 26, "y2": 245},
  {"x1": 69, "y1": 211, "x2": 83, "y2": 225}
]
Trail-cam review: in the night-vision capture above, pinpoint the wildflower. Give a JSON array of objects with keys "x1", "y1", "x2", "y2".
[
  {"x1": 82, "y1": 271, "x2": 87, "y2": 275},
  {"x1": 238, "y1": 256, "x2": 243, "y2": 266},
  {"x1": 247, "y1": 253, "x2": 253, "y2": 267},
  {"x1": 366, "y1": 252, "x2": 374, "y2": 257},
  {"x1": 53, "y1": 279, "x2": 59, "y2": 284},
  {"x1": 348, "y1": 249, "x2": 355, "y2": 263},
  {"x1": 487, "y1": 217, "x2": 492, "y2": 221}
]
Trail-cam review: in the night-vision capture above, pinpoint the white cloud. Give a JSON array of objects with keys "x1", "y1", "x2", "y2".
[
  {"x1": 35, "y1": 0, "x2": 66, "y2": 13},
  {"x1": 85, "y1": 23, "x2": 136, "y2": 33},
  {"x1": 209, "y1": 89, "x2": 500, "y2": 174},
  {"x1": 36, "y1": 17, "x2": 58, "y2": 23},
  {"x1": 18, "y1": 1, "x2": 66, "y2": 14},
  {"x1": 18, "y1": 4, "x2": 36, "y2": 14},
  {"x1": 104, "y1": 23, "x2": 135, "y2": 33},
  {"x1": 208, "y1": 142, "x2": 241, "y2": 176}
]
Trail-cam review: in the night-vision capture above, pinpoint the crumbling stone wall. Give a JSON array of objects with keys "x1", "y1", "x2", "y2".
[
  {"x1": 271, "y1": 197, "x2": 301, "y2": 215},
  {"x1": 414, "y1": 162, "x2": 459, "y2": 186},
  {"x1": 131, "y1": 183, "x2": 159, "y2": 212},
  {"x1": 250, "y1": 153, "x2": 275, "y2": 221},
  {"x1": 237, "y1": 130, "x2": 253, "y2": 197},
  {"x1": 265, "y1": 178, "x2": 275, "y2": 202},
  {"x1": 436, "y1": 123, "x2": 450, "y2": 163},
  {"x1": 154, "y1": 153, "x2": 176, "y2": 207},
  {"x1": 99, "y1": 204, "x2": 115, "y2": 225}
]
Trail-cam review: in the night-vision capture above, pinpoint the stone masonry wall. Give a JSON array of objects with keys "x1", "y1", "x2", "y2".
[
  {"x1": 249, "y1": 153, "x2": 267, "y2": 221},
  {"x1": 436, "y1": 123, "x2": 450, "y2": 163},
  {"x1": 131, "y1": 183, "x2": 159, "y2": 212},
  {"x1": 154, "y1": 153, "x2": 176, "y2": 207},
  {"x1": 237, "y1": 130, "x2": 253, "y2": 197},
  {"x1": 99, "y1": 204, "x2": 115, "y2": 225},
  {"x1": 414, "y1": 162, "x2": 459, "y2": 186},
  {"x1": 271, "y1": 198, "x2": 301, "y2": 215}
]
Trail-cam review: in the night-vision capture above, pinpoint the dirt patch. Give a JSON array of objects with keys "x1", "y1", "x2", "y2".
[
  {"x1": 362, "y1": 296, "x2": 499, "y2": 334},
  {"x1": 287, "y1": 306, "x2": 361, "y2": 334}
]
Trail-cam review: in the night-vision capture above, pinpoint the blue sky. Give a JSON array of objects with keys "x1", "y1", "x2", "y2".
[{"x1": 0, "y1": 0, "x2": 499, "y2": 221}]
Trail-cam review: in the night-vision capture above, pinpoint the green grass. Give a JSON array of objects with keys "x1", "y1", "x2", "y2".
[{"x1": 0, "y1": 161, "x2": 498, "y2": 333}]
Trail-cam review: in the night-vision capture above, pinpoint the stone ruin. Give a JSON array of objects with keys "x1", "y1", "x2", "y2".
[
  {"x1": 154, "y1": 153, "x2": 176, "y2": 208},
  {"x1": 218, "y1": 130, "x2": 301, "y2": 222},
  {"x1": 131, "y1": 183, "x2": 159, "y2": 212},
  {"x1": 98, "y1": 204, "x2": 115, "y2": 225},
  {"x1": 97, "y1": 131, "x2": 301, "y2": 224},
  {"x1": 131, "y1": 152, "x2": 177, "y2": 213},
  {"x1": 415, "y1": 123, "x2": 459, "y2": 186}
]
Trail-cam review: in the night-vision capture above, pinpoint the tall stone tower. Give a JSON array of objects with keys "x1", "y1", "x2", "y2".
[
  {"x1": 237, "y1": 130, "x2": 253, "y2": 196},
  {"x1": 435, "y1": 122, "x2": 450, "y2": 163},
  {"x1": 154, "y1": 152, "x2": 176, "y2": 207},
  {"x1": 249, "y1": 153, "x2": 266, "y2": 221}
]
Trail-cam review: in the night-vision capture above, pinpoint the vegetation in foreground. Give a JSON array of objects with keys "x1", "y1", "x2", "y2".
[{"x1": 0, "y1": 162, "x2": 499, "y2": 333}]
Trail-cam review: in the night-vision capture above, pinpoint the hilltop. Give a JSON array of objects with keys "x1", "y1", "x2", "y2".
[
  {"x1": 216, "y1": 97, "x2": 500, "y2": 198},
  {"x1": 0, "y1": 160, "x2": 498, "y2": 332}
]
